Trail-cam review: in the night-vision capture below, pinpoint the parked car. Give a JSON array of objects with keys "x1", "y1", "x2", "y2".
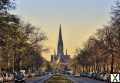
[
  {"x1": 99, "y1": 73, "x2": 110, "y2": 82},
  {"x1": 2, "y1": 73, "x2": 14, "y2": 82},
  {"x1": 104, "y1": 73, "x2": 110, "y2": 82},
  {"x1": 95, "y1": 73, "x2": 101, "y2": 80},
  {"x1": 80, "y1": 72, "x2": 110, "y2": 82},
  {"x1": 2, "y1": 73, "x2": 8, "y2": 82},
  {"x1": 80, "y1": 72, "x2": 88, "y2": 77},
  {"x1": 14, "y1": 72, "x2": 25, "y2": 83},
  {"x1": 92, "y1": 73, "x2": 110, "y2": 82},
  {"x1": 48, "y1": 72, "x2": 53, "y2": 76},
  {"x1": 87, "y1": 72, "x2": 93, "y2": 78},
  {"x1": 7, "y1": 73, "x2": 14, "y2": 81},
  {"x1": 0, "y1": 74, "x2": 3, "y2": 83},
  {"x1": 74, "y1": 74, "x2": 80, "y2": 77},
  {"x1": 91, "y1": 72, "x2": 97, "y2": 79}
]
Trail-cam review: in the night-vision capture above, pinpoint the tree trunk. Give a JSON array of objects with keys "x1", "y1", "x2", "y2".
[{"x1": 111, "y1": 53, "x2": 114, "y2": 73}]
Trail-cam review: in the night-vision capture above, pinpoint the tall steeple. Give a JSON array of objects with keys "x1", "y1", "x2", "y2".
[{"x1": 57, "y1": 24, "x2": 64, "y2": 60}]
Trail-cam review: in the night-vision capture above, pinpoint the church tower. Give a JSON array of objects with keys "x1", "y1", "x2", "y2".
[
  {"x1": 57, "y1": 24, "x2": 64, "y2": 62},
  {"x1": 51, "y1": 24, "x2": 71, "y2": 72}
]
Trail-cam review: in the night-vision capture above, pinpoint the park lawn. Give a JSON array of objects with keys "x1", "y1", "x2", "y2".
[{"x1": 45, "y1": 75, "x2": 73, "y2": 83}]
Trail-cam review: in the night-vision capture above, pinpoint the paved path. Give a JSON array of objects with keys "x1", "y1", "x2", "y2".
[{"x1": 66, "y1": 75, "x2": 109, "y2": 83}]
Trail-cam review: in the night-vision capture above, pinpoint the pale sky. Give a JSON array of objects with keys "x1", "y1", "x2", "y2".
[{"x1": 11, "y1": 0, "x2": 114, "y2": 61}]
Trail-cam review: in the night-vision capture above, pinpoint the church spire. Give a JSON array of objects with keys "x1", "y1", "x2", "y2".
[
  {"x1": 57, "y1": 24, "x2": 64, "y2": 59},
  {"x1": 58, "y1": 24, "x2": 63, "y2": 45}
]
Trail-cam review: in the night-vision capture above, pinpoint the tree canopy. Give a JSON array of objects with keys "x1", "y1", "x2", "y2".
[
  {"x1": 0, "y1": 0, "x2": 47, "y2": 72},
  {"x1": 72, "y1": 0, "x2": 120, "y2": 74}
]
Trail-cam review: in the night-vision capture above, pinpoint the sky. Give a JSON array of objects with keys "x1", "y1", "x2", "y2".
[{"x1": 11, "y1": 0, "x2": 114, "y2": 61}]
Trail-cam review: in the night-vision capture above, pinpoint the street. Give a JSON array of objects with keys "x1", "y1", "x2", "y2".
[
  {"x1": 26, "y1": 75, "x2": 52, "y2": 83},
  {"x1": 66, "y1": 75, "x2": 109, "y2": 83},
  {"x1": 24, "y1": 75, "x2": 109, "y2": 83}
]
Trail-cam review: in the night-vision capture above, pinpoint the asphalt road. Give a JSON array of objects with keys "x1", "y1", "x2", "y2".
[
  {"x1": 7, "y1": 75, "x2": 109, "y2": 83},
  {"x1": 66, "y1": 75, "x2": 109, "y2": 83},
  {"x1": 4, "y1": 75, "x2": 52, "y2": 83},
  {"x1": 26, "y1": 75, "x2": 52, "y2": 83}
]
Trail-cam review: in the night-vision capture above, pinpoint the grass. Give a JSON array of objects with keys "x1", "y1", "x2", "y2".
[{"x1": 45, "y1": 75, "x2": 73, "y2": 83}]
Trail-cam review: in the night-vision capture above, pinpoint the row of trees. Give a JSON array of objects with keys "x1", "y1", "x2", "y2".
[
  {"x1": 71, "y1": 0, "x2": 120, "y2": 74},
  {"x1": 0, "y1": 0, "x2": 47, "y2": 72}
]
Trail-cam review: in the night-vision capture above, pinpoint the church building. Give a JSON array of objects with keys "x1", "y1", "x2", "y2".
[{"x1": 51, "y1": 24, "x2": 71, "y2": 72}]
